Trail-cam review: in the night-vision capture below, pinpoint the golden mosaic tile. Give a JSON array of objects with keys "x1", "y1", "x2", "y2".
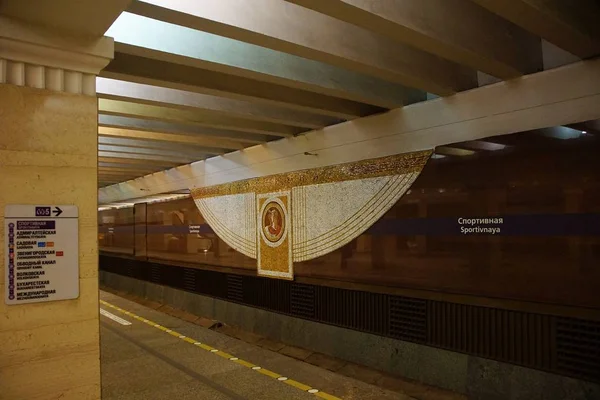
[
  {"x1": 257, "y1": 194, "x2": 293, "y2": 280},
  {"x1": 192, "y1": 150, "x2": 432, "y2": 199}
]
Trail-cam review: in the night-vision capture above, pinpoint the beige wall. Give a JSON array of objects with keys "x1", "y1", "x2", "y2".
[{"x1": 0, "y1": 84, "x2": 100, "y2": 399}]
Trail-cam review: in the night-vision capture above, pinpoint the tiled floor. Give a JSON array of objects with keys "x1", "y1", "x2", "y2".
[{"x1": 99, "y1": 290, "x2": 414, "y2": 400}]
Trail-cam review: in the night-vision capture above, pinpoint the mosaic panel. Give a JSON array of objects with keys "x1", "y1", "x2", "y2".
[
  {"x1": 257, "y1": 192, "x2": 292, "y2": 279},
  {"x1": 191, "y1": 151, "x2": 432, "y2": 279}
]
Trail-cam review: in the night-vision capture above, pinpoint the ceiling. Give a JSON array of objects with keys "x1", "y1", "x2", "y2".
[
  {"x1": 2, "y1": 0, "x2": 599, "y2": 188},
  {"x1": 98, "y1": 189, "x2": 191, "y2": 210},
  {"x1": 97, "y1": 118, "x2": 600, "y2": 209},
  {"x1": 434, "y1": 120, "x2": 600, "y2": 159}
]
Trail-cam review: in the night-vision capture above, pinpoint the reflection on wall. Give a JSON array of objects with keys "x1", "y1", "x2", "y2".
[
  {"x1": 191, "y1": 151, "x2": 432, "y2": 279},
  {"x1": 98, "y1": 129, "x2": 600, "y2": 310}
]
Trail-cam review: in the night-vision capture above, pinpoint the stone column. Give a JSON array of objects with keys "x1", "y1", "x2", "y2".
[{"x1": 0, "y1": 16, "x2": 113, "y2": 400}]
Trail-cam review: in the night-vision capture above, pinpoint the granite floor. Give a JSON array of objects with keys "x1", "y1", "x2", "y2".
[{"x1": 99, "y1": 290, "x2": 414, "y2": 400}]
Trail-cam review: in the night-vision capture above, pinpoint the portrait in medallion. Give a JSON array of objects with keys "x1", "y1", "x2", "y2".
[{"x1": 262, "y1": 201, "x2": 285, "y2": 243}]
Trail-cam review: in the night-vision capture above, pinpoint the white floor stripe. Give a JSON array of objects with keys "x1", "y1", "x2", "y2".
[{"x1": 100, "y1": 308, "x2": 132, "y2": 325}]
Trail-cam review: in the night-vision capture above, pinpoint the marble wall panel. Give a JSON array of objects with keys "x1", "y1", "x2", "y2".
[{"x1": 0, "y1": 84, "x2": 100, "y2": 399}]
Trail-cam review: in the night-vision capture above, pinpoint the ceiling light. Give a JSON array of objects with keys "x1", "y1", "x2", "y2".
[
  {"x1": 434, "y1": 147, "x2": 475, "y2": 157},
  {"x1": 458, "y1": 141, "x2": 506, "y2": 151}
]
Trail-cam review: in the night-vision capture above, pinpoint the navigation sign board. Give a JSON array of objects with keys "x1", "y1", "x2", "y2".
[{"x1": 4, "y1": 205, "x2": 79, "y2": 305}]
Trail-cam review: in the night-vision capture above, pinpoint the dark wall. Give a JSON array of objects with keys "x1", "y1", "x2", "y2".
[{"x1": 99, "y1": 130, "x2": 600, "y2": 310}]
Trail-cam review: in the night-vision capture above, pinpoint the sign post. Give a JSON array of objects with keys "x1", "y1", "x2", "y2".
[{"x1": 4, "y1": 205, "x2": 79, "y2": 305}]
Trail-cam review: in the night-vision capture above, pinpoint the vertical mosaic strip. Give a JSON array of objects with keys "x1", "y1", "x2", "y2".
[{"x1": 257, "y1": 191, "x2": 293, "y2": 280}]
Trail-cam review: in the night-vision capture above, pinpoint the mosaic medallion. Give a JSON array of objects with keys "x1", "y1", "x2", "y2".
[{"x1": 262, "y1": 201, "x2": 285, "y2": 244}]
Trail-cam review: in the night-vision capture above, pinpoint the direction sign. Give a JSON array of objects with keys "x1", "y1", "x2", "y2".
[{"x1": 4, "y1": 205, "x2": 79, "y2": 305}]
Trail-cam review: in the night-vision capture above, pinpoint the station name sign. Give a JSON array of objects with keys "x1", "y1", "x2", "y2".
[{"x1": 4, "y1": 205, "x2": 79, "y2": 305}]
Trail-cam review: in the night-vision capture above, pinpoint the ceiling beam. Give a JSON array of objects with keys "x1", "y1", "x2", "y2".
[
  {"x1": 451, "y1": 140, "x2": 507, "y2": 152},
  {"x1": 97, "y1": 177, "x2": 150, "y2": 184},
  {"x1": 98, "y1": 136, "x2": 225, "y2": 156},
  {"x1": 98, "y1": 144, "x2": 209, "y2": 161},
  {"x1": 99, "y1": 156, "x2": 182, "y2": 168},
  {"x1": 98, "y1": 151, "x2": 198, "y2": 164},
  {"x1": 99, "y1": 170, "x2": 147, "y2": 178},
  {"x1": 287, "y1": 0, "x2": 542, "y2": 78},
  {"x1": 98, "y1": 98, "x2": 302, "y2": 137},
  {"x1": 96, "y1": 77, "x2": 340, "y2": 129},
  {"x1": 99, "y1": 182, "x2": 126, "y2": 187},
  {"x1": 98, "y1": 175, "x2": 147, "y2": 183},
  {"x1": 101, "y1": 53, "x2": 385, "y2": 120},
  {"x1": 109, "y1": 10, "x2": 427, "y2": 104},
  {"x1": 566, "y1": 120, "x2": 600, "y2": 135},
  {"x1": 99, "y1": 58, "x2": 600, "y2": 202},
  {"x1": 98, "y1": 126, "x2": 247, "y2": 151},
  {"x1": 99, "y1": 165, "x2": 163, "y2": 174},
  {"x1": 434, "y1": 146, "x2": 476, "y2": 157},
  {"x1": 99, "y1": 115, "x2": 267, "y2": 145},
  {"x1": 97, "y1": 142, "x2": 217, "y2": 159},
  {"x1": 99, "y1": 161, "x2": 164, "y2": 171},
  {"x1": 98, "y1": 168, "x2": 160, "y2": 176},
  {"x1": 125, "y1": 0, "x2": 476, "y2": 95},
  {"x1": 99, "y1": 180, "x2": 124, "y2": 184},
  {"x1": 470, "y1": 0, "x2": 600, "y2": 59}
]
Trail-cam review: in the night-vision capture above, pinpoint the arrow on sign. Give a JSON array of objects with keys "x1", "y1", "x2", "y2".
[{"x1": 53, "y1": 207, "x2": 63, "y2": 217}]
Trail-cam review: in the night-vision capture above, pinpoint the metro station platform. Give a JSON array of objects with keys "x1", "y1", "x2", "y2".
[
  {"x1": 3, "y1": 2, "x2": 600, "y2": 399},
  {"x1": 99, "y1": 290, "x2": 461, "y2": 400}
]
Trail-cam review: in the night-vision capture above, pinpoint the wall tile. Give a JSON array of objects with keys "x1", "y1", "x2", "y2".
[{"x1": 0, "y1": 84, "x2": 99, "y2": 398}]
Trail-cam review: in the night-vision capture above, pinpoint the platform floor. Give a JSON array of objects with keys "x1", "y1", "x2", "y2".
[{"x1": 99, "y1": 290, "x2": 414, "y2": 400}]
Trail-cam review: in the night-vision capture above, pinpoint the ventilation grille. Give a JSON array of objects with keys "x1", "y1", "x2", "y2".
[
  {"x1": 149, "y1": 264, "x2": 161, "y2": 284},
  {"x1": 556, "y1": 317, "x2": 600, "y2": 382},
  {"x1": 226, "y1": 274, "x2": 244, "y2": 303},
  {"x1": 243, "y1": 277, "x2": 291, "y2": 314},
  {"x1": 390, "y1": 296, "x2": 427, "y2": 342},
  {"x1": 315, "y1": 287, "x2": 389, "y2": 335},
  {"x1": 183, "y1": 268, "x2": 197, "y2": 292},
  {"x1": 427, "y1": 302, "x2": 556, "y2": 370},
  {"x1": 291, "y1": 283, "x2": 315, "y2": 319},
  {"x1": 99, "y1": 254, "x2": 599, "y2": 384}
]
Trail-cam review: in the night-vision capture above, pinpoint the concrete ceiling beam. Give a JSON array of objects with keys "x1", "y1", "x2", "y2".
[
  {"x1": 99, "y1": 161, "x2": 164, "y2": 171},
  {"x1": 98, "y1": 126, "x2": 247, "y2": 151},
  {"x1": 98, "y1": 150, "x2": 196, "y2": 164},
  {"x1": 101, "y1": 53, "x2": 385, "y2": 120},
  {"x1": 98, "y1": 115, "x2": 268, "y2": 145},
  {"x1": 98, "y1": 98, "x2": 302, "y2": 138},
  {"x1": 470, "y1": 0, "x2": 600, "y2": 59},
  {"x1": 107, "y1": 11, "x2": 424, "y2": 106},
  {"x1": 99, "y1": 165, "x2": 162, "y2": 175},
  {"x1": 96, "y1": 77, "x2": 340, "y2": 129},
  {"x1": 98, "y1": 170, "x2": 147, "y2": 178},
  {"x1": 98, "y1": 136, "x2": 224, "y2": 156},
  {"x1": 98, "y1": 58, "x2": 600, "y2": 203},
  {"x1": 287, "y1": 0, "x2": 542, "y2": 78},
  {"x1": 125, "y1": 0, "x2": 476, "y2": 95},
  {"x1": 98, "y1": 156, "x2": 182, "y2": 168},
  {"x1": 98, "y1": 144, "x2": 208, "y2": 160}
]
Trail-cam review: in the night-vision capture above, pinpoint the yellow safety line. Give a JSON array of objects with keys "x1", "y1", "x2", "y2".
[{"x1": 100, "y1": 299, "x2": 342, "y2": 399}]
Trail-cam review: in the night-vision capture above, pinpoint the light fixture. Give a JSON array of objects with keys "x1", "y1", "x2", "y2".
[{"x1": 582, "y1": 131, "x2": 587, "y2": 134}]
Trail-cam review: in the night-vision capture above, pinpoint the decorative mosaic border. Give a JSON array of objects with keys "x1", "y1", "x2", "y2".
[{"x1": 191, "y1": 150, "x2": 432, "y2": 199}]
